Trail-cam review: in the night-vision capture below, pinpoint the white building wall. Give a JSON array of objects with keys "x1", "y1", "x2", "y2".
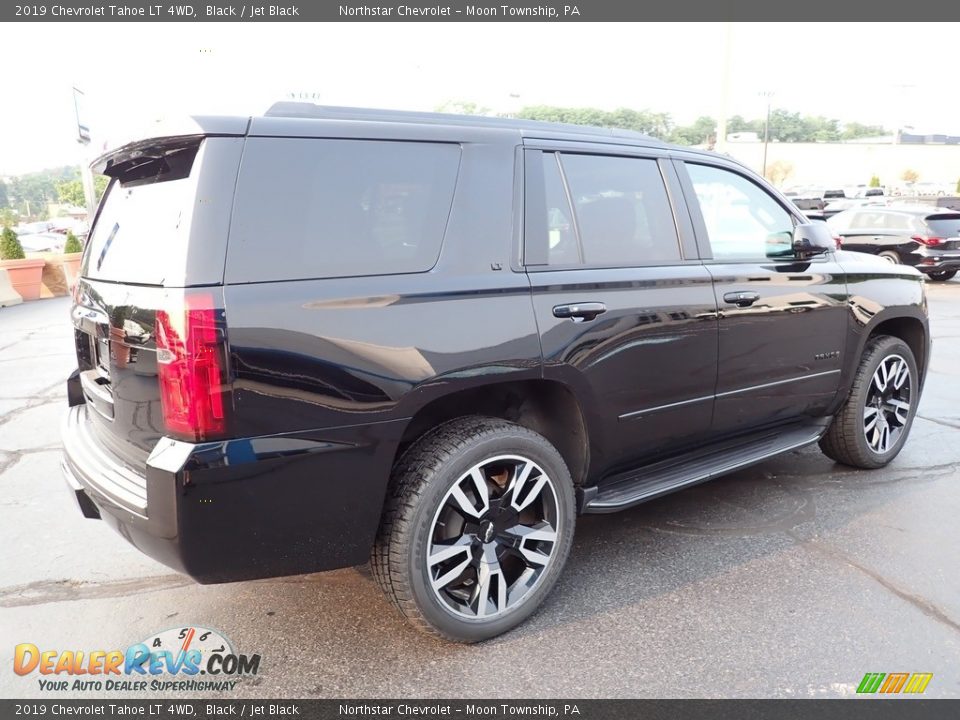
[{"x1": 720, "y1": 142, "x2": 960, "y2": 188}]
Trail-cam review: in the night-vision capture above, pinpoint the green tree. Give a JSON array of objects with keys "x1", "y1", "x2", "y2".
[
  {"x1": 435, "y1": 100, "x2": 492, "y2": 116},
  {"x1": 95, "y1": 175, "x2": 109, "y2": 201},
  {"x1": 0, "y1": 180, "x2": 8, "y2": 209},
  {"x1": 804, "y1": 116, "x2": 841, "y2": 142},
  {"x1": 0, "y1": 226, "x2": 25, "y2": 260},
  {"x1": 727, "y1": 115, "x2": 763, "y2": 134},
  {"x1": 842, "y1": 122, "x2": 887, "y2": 140},
  {"x1": 0, "y1": 208, "x2": 15, "y2": 228},
  {"x1": 869, "y1": 175, "x2": 881, "y2": 188},
  {"x1": 64, "y1": 231, "x2": 83, "y2": 254},
  {"x1": 56, "y1": 179, "x2": 86, "y2": 207},
  {"x1": 515, "y1": 105, "x2": 674, "y2": 139},
  {"x1": 671, "y1": 116, "x2": 716, "y2": 146},
  {"x1": 8, "y1": 166, "x2": 77, "y2": 219}
]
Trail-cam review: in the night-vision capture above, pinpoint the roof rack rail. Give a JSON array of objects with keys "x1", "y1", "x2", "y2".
[{"x1": 263, "y1": 102, "x2": 660, "y2": 142}]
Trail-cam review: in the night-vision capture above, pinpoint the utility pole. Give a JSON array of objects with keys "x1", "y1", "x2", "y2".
[
  {"x1": 715, "y1": 22, "x2": 733, "y2": 154},
  {"x1": 759, "y1": 90, "x2": 775, "y2": 178}
]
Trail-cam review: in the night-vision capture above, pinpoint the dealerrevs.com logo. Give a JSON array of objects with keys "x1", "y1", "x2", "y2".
[{"x1": 14, "y1": 626, "x2": 261, "y2": 693}]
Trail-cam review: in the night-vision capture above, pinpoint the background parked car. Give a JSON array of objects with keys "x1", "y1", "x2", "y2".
[
  {"x1": 821, "y1": 196, "x2": 887, "y2": 219},
  {"x1": 827, "y1": 205, "x2": 960, "y2": 280},
  {"x1": 17, "y1": 231, "x2": 65, "y2": 253}
]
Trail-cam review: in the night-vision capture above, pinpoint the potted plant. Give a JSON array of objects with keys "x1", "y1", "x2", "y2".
[
  {"x1": 61, "y1": 231, "x2": 84, "y2": 290},
  {"x1": 0, "y1": 226, "x2": 45, "y2": 301}
]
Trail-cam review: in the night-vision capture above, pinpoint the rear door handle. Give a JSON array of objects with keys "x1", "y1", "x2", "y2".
[
  {"x1": 723, "y1": 291, "x2": 761, "y2": 307},
  {"x1": 552, "y1": 302, "x2": 607, "y2": 322}
]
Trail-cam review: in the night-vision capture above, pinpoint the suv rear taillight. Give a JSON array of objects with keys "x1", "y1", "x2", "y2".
[
  {"x1": 912, "y1": 235, "x2": 944, "y2": 247},
  {"x1": 155, "y1": 293, "x2": 226, "y2": 441}
]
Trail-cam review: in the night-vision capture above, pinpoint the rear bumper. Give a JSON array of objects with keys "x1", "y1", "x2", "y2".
[
  {"x1": 913, "y1": 249, "x2": 960, "y2": 273},
  {"x1": 60, "y1": 405, "x2": 406, "y2": 583}
]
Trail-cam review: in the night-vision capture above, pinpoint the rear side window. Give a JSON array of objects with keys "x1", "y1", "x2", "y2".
[
  {"x1": 227, "y1": 139, "x2": 461, "y2": 282},
  {"x1": 523, "y1": 150, "x2": 681, "y2": 268},
  {"x1": 926, "y1": 214, "x2": 960, "y2": 238}
]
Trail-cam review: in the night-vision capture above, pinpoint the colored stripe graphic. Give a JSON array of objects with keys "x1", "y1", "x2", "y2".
[
  {"x1": 857, "y1": 672, "x2": 932, "y2": 694},
  {"x1": 903, "y1": 673, "x2": 933, "y2": 694},
  {"x1": 857, "y1": 673, "x2": 885, "y2": 694},
  {"x1": 880, "y1": 673, "x2": 909, "y2": 693}
]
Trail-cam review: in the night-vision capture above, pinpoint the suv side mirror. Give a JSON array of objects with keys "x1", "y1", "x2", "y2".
[{"x1": 793, "y1": 222, "x2": 835, "y2": 258}]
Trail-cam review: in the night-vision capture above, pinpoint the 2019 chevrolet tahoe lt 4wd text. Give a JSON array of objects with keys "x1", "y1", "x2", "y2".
[{"x1": 61, "y1": 104, "x2": 930, "y2": 642}]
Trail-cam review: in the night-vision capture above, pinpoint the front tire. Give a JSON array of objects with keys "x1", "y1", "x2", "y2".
[
  {"x1": 927, "y1": 270, "x2": 957, "y2": 281},
  {"x1": 820, "y1": 336, "x2": 918, "y2": 468},
  {"x1": 371, "y1": 417, "x2": 576, "y2": 643}
]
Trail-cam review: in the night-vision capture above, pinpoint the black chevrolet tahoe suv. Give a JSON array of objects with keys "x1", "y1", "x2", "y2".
[{"x1": 62, "y1": 104, "x2": 929, "y2": 642}]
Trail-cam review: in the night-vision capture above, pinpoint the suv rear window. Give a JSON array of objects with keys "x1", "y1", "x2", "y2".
[
  {"x1": 82, "y1": 140, "x2": 200, "y2": 286},
  {"x1": 226, "y1": 139, "x2": 461, "y2": 283},
  {"x1": 925, "y1": 214, "x2": 960, "y2": 238}
]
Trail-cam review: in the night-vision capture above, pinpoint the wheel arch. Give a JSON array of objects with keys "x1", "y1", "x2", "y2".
[
  {"x1": 393, "y1": 379, "x2": 591, "y2": 487},
  {"x1": 834, "y1": 309, "x2": 929, "y2": 410},
  {"x1": 864, "y1": 314, "x2": 929, "y2": 390}
]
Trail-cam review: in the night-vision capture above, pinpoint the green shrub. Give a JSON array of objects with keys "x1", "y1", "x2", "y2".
[
  {"x1": 0, "y1": 227, "x2": 25, "y2": 260},
  {"x1": 64, "y1": 231, "x2": 83, "y2": 254},
  {"x1": 869, "y1": 175, "x2": 881, "y2": 188}
]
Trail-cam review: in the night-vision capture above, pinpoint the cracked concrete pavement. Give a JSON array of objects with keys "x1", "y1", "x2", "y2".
[{"x1": 1, "y1": 285, "x2": 958, "y2": 699}]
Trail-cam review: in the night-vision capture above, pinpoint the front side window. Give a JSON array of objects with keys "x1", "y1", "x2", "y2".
[{"x1": 686, "y1": 163, "x2": 795, "y2": 261}]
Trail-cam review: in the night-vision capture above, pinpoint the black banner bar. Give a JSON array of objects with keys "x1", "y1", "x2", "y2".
[
  {"x1": 5, "y1": 1, "x2": 960, "y2": 22},
  {"x1": 1, "y1": 700, "x2": 958, "y2": 720}
]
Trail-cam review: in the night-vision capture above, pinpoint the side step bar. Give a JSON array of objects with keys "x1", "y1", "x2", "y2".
[{"x1": 582, "y1": 422, "x2": 826, "y2": 514}]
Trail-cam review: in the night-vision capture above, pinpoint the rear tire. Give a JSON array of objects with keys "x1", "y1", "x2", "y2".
[
  {"x1": 371, "y1": 417, "x2": 576, "y2": 643},
  {"x1": 877, "y1": 250, "x2": 901, "y2": 264},
  {"x1": 820, "y1": 336, "x2": 918, "y2": 469},
  {"x1": 927, "y1": 270, "x2": 957, "y2": 281}
]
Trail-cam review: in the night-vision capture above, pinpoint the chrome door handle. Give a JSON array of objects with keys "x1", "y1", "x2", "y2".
[
  {"x1": 552, "y1": 302, "x2": 607, "y2": 322},
  {"x1": 723, "y1": 291, "x2": 760, "y2": 307}
]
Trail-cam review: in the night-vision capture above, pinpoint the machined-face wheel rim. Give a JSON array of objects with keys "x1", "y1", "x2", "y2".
[
  {"x1": 863, "y1": 354, "x2": 912, "y2": 454},
  {"x1": 426, "y1": 454, "x2": 560, "y2": 620}
]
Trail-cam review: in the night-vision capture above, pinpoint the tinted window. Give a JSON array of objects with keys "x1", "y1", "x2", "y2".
[
  {"x1": 227, "y1": 139, "x2": 461, "y2": 282},
  {"x1": 926, "y1": 214, "x2": 960, "y2": 238},
  {"x1": 559, "y1": 154, "x2": 680, "y2": 266},
  {"x1": 540, "y1": 153, "x2": 581, "y2": 265},
  {"x1": 844, "y1": 211, "x2": 916, "y2": 232},
  {"x1": 826, "y1": 213, "x2": 853, "y2": 232},
  {"x1": 686, "y1": 163, "x2": 795, "y2": 260}
]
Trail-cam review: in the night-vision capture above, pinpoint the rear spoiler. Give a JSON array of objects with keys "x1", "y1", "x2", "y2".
[
  {"x1": 91, "y1": 114, "x2": 250, "y2": 179},
  {"x1": 94, "y1": 136, "x2": 203, "y2": 185}
]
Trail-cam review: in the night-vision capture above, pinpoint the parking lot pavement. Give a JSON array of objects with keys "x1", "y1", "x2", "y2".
[{"x1": 1, "y1": 286, "x2": 959, "y2": 700}]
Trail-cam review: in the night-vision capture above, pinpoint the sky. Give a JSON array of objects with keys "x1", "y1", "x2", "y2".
[{"x1": 2, "y1": 22, "x2": 956, "y2": 176}]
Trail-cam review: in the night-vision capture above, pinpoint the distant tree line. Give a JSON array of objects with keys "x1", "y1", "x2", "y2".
[
  {"x1": 437, "y1": 102, "x2": 888, "y2": 146},
  {"x1": 0, "y1": 167, "x2": 108, "y2": 221}
]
